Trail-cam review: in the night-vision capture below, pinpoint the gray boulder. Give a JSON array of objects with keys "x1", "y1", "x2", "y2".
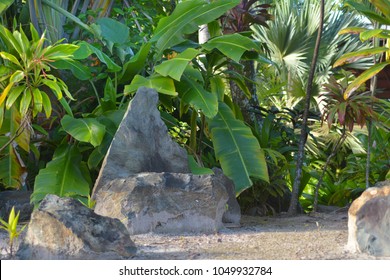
[
  {"x1": 16, "y1": 194, "x2": 136, "y2": 259},
  {"x1": 0, "y1": 191, "x2": 33, "y2": 222},
  {"x1": 347, "y1": 181, "x2": 390, "y2": 256},
  {"x1": 213, "y1": 168, "x2": 241, "y2": 224},
  {"x1": 93, "y1": 87, "x2": 190, "y2": 195},
  {"x1": 93, "y1": 172, "x2": 228, "y2": 234}
]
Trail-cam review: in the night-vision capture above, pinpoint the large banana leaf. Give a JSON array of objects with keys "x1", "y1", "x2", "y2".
[
  {"x1": 61, "y1": 115, "x2": 106, "y2": 147},
  {"x1": 155, "y1": 48, "x2": 200, "y2": 81},
  {"x1": 124, "y1": 74, "x2": 177, "y2": 96},
  {"x1": 31, "y1": 144, "x2": 90, "y2": 206},
  {"x1": 119, "y1": 43, "x2": 151, "y2": 84},
  {"x1": 74, "y1": 41, "x2": 121, "y2": 72},
  {"x1": 202, "y1": 34, "x2": 259, "y2": 62},
  {"x1": 176, "y1": 75, "x2": 218, "y2": 119},
  {"x1": 151, "y1": 0, "x2": 240, "y2": 54},
  {"x1": 209, "y1": 102, "x2": 269, "y2": 193}
]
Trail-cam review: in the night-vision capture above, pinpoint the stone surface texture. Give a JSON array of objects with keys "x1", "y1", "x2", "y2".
[
  {"x1": 0, "y1": 191, "x2": 33, "y2": 222},
  {"x1": 93, "y1": 87, "x2": 190, "y2": 195},
  {"x1": 347, "y1": 180, "x2": 390, "y2": 256},
  {"x1": 16, "y1": 194, "x2": 136, "y2": 259},
  {"x1": 92, "y1": 87, "x2": 239, "y2": 234},
  {"x1": 213, "y1": 168, "x2": 241, "y2": 224},
  {"x1": 94, "y1": 172, "x2": 228, "y2": 234}
]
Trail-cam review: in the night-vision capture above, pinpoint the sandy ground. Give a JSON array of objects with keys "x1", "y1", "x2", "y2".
[{"x1": 1, "y1": 212, "x2": 387, "y2": 260}]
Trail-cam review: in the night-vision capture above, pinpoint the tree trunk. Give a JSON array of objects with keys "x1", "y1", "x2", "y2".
[
  {"x1": 229, "y1": 60, "x2": 262, "y2": 128},
  {"x1": 288, "y1": 0, "x2": 325, "y2": 215}
]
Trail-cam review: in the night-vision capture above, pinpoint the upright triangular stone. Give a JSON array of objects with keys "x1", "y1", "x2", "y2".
[{"x1": 93, "y1": 87, "x2": 190, "y2": 195}]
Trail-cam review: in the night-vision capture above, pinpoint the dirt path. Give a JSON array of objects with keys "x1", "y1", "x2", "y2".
[
  {"x1": 1, "y1": 212, "x2": 386, "y2": 260},
  {"x1": 131, "y1": 212, "x2": 380, "y2": 260}
]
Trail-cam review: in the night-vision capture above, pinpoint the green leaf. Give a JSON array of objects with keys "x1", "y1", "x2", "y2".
[
  {"x1": 59, "y1": 97, "x2": 73, "y2": 117},
  {"x1": 345, "y1": 0, "x2": 390, "y2": 25},
  {"x1": 177, "y1": 75, "x2": 218, "y2": 119},
  {"x1": 41, "y1": 91, "x2": 52, "y2": 118},
  {"x1": 155, "y1": 48, "x2": 200, "y2": 81},
  {"x1": 32, "y1": 88, "x2": 43, "y2": 115},
  {"x1": 360, "y1": 29, "x2": 386, "y2": 41},
  {"x1": 0, "y1": 83, "x2": 14, "y2": 106},
  {"x1": 151, "y1": 0, "x2": 240, "y2": 53},
  {"x1": 74, "y1": 41, "x2": 121, "y2": 72},
  {"x1": 0, "y1": 25, "x2": 23, "y2": 54},
  {"x1": 5, "y1": 85, "x2": 24, "y2": 109},
  {"x1": 0, "y1": 137, "x2": 24, "y2": 189},
  {"x1": 119, "y1": 43, "x2": 151, "y2": 84},
  {"x1": 333, "y1": 47, "x2": 389, "y2": 67},
  {"x1": 124, "y1": 74, "x2": 177, "y2": 96},
  {"x1": 104, "y1": 77, "x2": 116, "y2": 103},
  {"x1": 338, "y1": 27, "x2": 368, "y2": 36},
  {"x1": 0, "y1": 52, "x2": 22, "y2": 67},
  {"x1": 188, "y1": 155, "x2": 214, "y2": 175},
  {"x1": 31, "y1": 144, "x2": 90, "y2": 206},
  {"x1": 51, "y1": 60, "x2": 92, "y2": 80},
  {"x1": 44, "y1": 44, "x2": 79, "y2": 60},
  {"x1": 0, "y1": 0, "x2": 14, "y2": 15},
  {"x1": 203, "y1": 34, "x2": 259, "y2": 62},
  {"x1": 19, "y1": 88, "x2": 32, "y2": 116},
  {"x1": 9, "y1": 70, "x2": 24, "y2": 83},
  {"x1": 96, "y1": 18, "x2": 130, "y2": 45},
  {"x1": 209, "y1": 102, "x2": 269, "y2": 192},
  {"x1": 344, "y1": 61, "x2": 390, "y2": 98},
  {"x1": 41, "y1": 79, "x2": 62, "y2": 99},
  {"x1": 371, "y1": 0, "x2": 390, "y2": 19},
  {"x1": 210, "y1": 76, "x2": 226, "y2": 101},
  {"x1": 61, "y1": 115, "x2": 105, "y2": 147}
]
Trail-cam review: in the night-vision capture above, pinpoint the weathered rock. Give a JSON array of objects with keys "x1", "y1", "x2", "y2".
[
  {"x1": 94, "y1": 172, "x2": 228, "y2": 234},
  {"x1": 0, "y1": 191, "x2": 33, "y2": 222},
  {"x1": 93, "y1": 87, "x2": 190, "y2": 195},
  {"x1": 213, "y1": 168, "x2": 241, "y2": 224},
  {"x1": 16, "y1": 194, "x2": 136, "y2": 260},
  {"x1": 347, "y1": 181, "x2": 390, "y2": 256}
]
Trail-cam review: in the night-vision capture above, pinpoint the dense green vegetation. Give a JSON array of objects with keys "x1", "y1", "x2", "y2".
[{"x1": 0, "y1": 0, "x2": 389, "y2": 214}]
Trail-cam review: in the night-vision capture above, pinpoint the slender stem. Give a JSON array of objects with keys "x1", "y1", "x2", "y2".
[
  {"x1": 366, "y1": 21, "x2": 380, "y2": 189},
  {"x1": 288, "y1": 0, "x2": 325, "y2": 215},
  {"x1": 89, "y1": 80, "x2": 101, "y2": 106}
]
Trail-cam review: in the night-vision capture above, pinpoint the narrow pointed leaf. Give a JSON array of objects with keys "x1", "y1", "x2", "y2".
[
  {"x1": 370, "y1": 0, "x2": 390, "y2": 19},
  {"x1": 334, "y1": 47, "x2": 389, "y2": 67},
  {"x1": 51, "y1": 60, "x2": 92, "y2": 80},
  {"x1": 344, "y1": 61, "x2": 390, "y2": 98},
  {"x1": 0, "y1": 52, "x2": 22, "y2": 67},
  {"x1": 6, "y1": 85, "x2": 24, "y2": 109}
]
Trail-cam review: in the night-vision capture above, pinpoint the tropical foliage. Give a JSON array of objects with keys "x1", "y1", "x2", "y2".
[{"x1": 0, "y1": 0, "x2": 389, "y2": 215}]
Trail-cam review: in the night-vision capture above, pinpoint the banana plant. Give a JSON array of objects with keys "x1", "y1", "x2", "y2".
[{"x1": 124, "y1": 0, "x2": 269, "y2": 192}]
